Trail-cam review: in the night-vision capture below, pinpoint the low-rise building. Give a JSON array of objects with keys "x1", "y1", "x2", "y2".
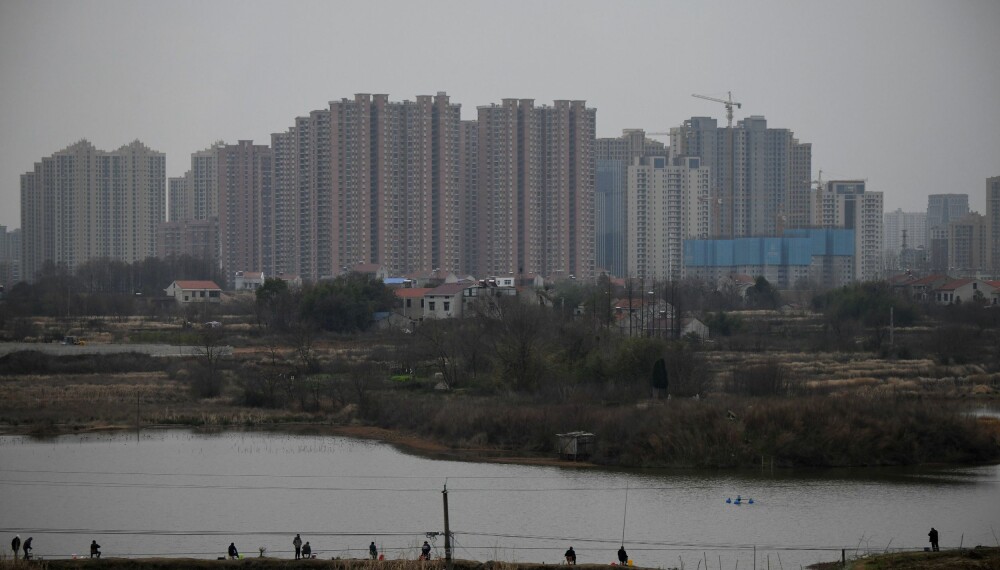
[
  {"x1": 164, "y1": 280, "x2": 223, "y2": 303},
  {"x1": 932, "y1": 279, "x2": 997, "y2": 305},
  {"x1": 234, "y1": 271, "x2": 265, "y2": 291}
]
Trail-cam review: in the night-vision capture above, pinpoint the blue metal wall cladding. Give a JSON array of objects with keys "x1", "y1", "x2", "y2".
[{"x1": 684, "y1": 229, "x2": 854, "y2": 268}]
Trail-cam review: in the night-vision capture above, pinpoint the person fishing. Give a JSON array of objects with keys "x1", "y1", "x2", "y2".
[
  {"x1": 90, "y1": 540, "x2": 101, "y2": 558},
  {"x1": 369, "y1": 541, "x2": 378, "y2": 560},
  {"x1": 420, "y1": 541, "x2": 432, "y2": 560},
  {"x1": 618, "y1": 545, "x2": 628, "y2": 565},
  {"x1": 22, "y1": 537, "x2": 33, "y2": 560},
  {"x1": 302, "y1": 541, "x2": 312, "y2": 559},
  {"x1": 228, "y1": 542, "x2": 239, "y2": 559},
  {"x1": 11, "y1": 535, "x2": 20, "y2": 560},
  {"x1": 293, "y1": 534, "x2": 303, "y2": 559},
  {"x1": 565, "y1": 546, "x2": 576, "y2": 565},
  {"x1": 928, "y1": 527, "x2": 939, "y2": 552}
]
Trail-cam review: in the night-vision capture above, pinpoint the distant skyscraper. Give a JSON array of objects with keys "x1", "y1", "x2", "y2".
[
  {"x1": 459, "y1": 120, "x2": 479, "y2": 277},
  {"x1": 157, "y1": 218, "x2": 219, "y2": 263},
  {"x1": 0, "y1": 226, "x2": 22, "y2": 285},
  {"x1": 475, "y1": 99, "x2": 595, "y2": 280},
  {"x1": 811, "y1": 180, "x2": 884, "y2": 282},
  {"x1": 168, "y1": 144, "x2": 221, "y2": 223},
  {"x1": 883, "y1": 209, "x2": 927, "y2": 273},
  {"x1": 884, "y1": 209, "x2": 927, "y2": 253},
  {"x1": 926, "y1": 194, "x2": 969, "y2": 272},
  {"x1": 627, "y1": 155, "x2": 710, "y2": 280},
  {"x1": 268, "y1": 93, "x2": 464, "y2": 281},
  {"x1": 670, "y1": 116, "x2": 811, "y2": 238},
  {"x1": 987, "y1": 176, "x2": 1000, "y2": 274},
  {"x1": 20, "y1": 140, "x2": 165, "y2": 281},
  {"x1": 217, "y1": 140, "x2": 272, "y2": 281},
  {"x1": 947, "y1": 213, "x2": 990, "y2": 277},
  {"x1": 596, "y1": 129, "x2": 666, "y2": 277}
]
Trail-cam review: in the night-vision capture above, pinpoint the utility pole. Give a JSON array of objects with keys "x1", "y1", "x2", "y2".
[{"x1": 442, "y1": 482, "x2": 453, "y2": 570}]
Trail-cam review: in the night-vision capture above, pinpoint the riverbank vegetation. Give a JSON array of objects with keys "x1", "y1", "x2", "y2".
[{"x1": 1, "y1": 268, "x2": 999, "y2": 468}]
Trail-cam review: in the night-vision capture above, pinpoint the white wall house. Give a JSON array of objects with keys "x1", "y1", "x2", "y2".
[{"x1": 164, "y1": 280, "x2": 223, "y2": 303}]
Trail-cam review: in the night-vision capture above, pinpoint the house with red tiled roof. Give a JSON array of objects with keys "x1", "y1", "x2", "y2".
[
  {"x1": 987, "y1": 281, "x2": 1000, "y2": 306},
  {"x1": 905, "y1": 274, "x2": 951, "y2": 301},
  {"x1": 394, "y1": 287, "x2": 432, "y2": 321},
  {"x1": 931, "y1": 279, "x2": 997, "y2": 305},
  {"x1": 164, "y1": 280, "x2": 223, "y2": 303}
]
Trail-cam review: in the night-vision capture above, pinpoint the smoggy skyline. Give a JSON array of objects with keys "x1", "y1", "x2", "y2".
[{"x1": 1, "y1": 0, "x2": 998, "y2": 229}]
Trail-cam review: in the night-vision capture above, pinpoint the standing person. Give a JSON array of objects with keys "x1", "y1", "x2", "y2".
[
  {"x1": 228, "y1": 542, "x2": 239, "y2": 559},
  {"x1": 618, "y1": 545, "x2": 628, "y2": 565},
  {"x1": 90, "y1": 540, "x2": 101, "y2": 558},
  {"x1": 22, "y1": 537, "x2": 33, "y2": 560},
  {"x1": 11, "y1": 535, "x2": 20, "y2": 560},
  {"x1": 565, "y1": 546, "x2": 576, "y2": 565},
  {"x1": 420, "y1": 541, "x2": 431, "y2": 560},
  {"x1": 302, "y1": 542, "x2": 312, "y2": 559},
  {"x1": 369, "y1": 541, "x2": 378, "y2": 560},
  {"x1": 293, "y1": 534, "x2": 303, "y2": 559},
  {"x1": 928, "y1": 527, "x2": 939, "y2": 552}
]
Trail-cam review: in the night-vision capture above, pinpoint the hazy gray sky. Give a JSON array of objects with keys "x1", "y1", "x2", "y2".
[{"x1": 1, "y1": 0, "x2": 998, "y2": 229}]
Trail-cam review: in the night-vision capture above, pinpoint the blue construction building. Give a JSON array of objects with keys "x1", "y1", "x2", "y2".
[{"x1": 684, "y1": 229, "x2": 855, "y2": 289}]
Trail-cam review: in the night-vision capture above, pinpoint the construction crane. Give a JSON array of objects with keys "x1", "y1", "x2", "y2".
[{"x1": 692, "y1": 92, "x2": 742, "y2": 129}]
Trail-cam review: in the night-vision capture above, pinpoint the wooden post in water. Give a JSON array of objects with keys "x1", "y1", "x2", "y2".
[{"x1": 442, "y1": 482, "x2": 453, "y2": 570}]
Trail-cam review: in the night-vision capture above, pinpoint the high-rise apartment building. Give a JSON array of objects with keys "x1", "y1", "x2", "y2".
[
  {"x1": 268, "y1": 93, "x2": 464, "y2": 281},
  {"x1": 217, "y1": 141, "x2": 272, "y2": 282},
  {"x1": 627, "y1": 156, "x2": 710, "y2": 280},
  {"x1": 883, "y1": 209, "x2": 927, "y2": 273},
  {"x1": 596, "y1": 129, "x2": 666, "y2": 277},
  {"x1": 20, "y1": 140, "x2": 165, "y2": 281},
  {"x1": 948, "y1": 213, "x2": 990, "y2": 277},
  {"x1": 926, "y1": 193, "x2": 970, "y2": 272},
  {"x1": 475, "y1": 99, "x2": 595, "y2": 280},
  {"x1": 157, "y1": 218, "x2": 219, "y2": 262},
  {"x1": 0, "y1": 226, "x2": 22, "y2": 285},
  {"x1": 670, "y1": 116, "x2": 811, "y2": 238},
  {"x1": 986, "y1": 176, "x2": 1000, "y2": 274},
  {"x1": 811, "y1": 180, "x2": 884, "y2": 282},
  {"x1": 459, "y1": 120, "x2": 479, "y2": 277},
  {"x1": 884, "y1": 209, "x2": 927, "y2": 252},
  {"x1": 168, "y1": 144, "x2": 221, "y2": 223}
]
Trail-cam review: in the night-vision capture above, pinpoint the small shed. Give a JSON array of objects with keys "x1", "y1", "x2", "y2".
[{"x1": 556, "y1": 431, "x2": 596, "y2": 460}]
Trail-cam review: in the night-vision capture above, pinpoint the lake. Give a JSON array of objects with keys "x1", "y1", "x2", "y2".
[{"x1": 1, "y1": 430, "x2": 997, "y2": 569}]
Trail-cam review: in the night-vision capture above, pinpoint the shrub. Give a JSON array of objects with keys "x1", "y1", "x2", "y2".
[{"x1": 726, "y1": 359, "x2": 795, "y2": 396}]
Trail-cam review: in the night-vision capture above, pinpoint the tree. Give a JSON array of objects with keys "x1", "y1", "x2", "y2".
[
  {"x1": 193, "y1": 327, "x2": 227, "y2": 398},
  {"x1": 484, "y1": 296, "x2": 552, "y2": 392},
  {"x1": 745, "y1": 276, "x2": 781, "y2": 309},
  {"x1": 255, "y1": 278, "x2": 294, "y2": 330},
  {"x1": 300, "y1": 273, "x2": 394, "y2": 333},
  {"x1": 651, "y1": 357, "x2": 668, "y2": 398},
  {"x1": 812, "y1": 282, "x2": 918, "y2": 350}
]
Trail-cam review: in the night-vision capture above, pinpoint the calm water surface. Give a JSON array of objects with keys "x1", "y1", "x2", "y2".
[{"x1": 1, "y1": 430, "x2": 998, "y2": 569}]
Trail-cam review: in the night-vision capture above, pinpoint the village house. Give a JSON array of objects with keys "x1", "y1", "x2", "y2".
[
  {"x1": 932, "y1": 279, "x2": 997, "y2": 305},
  {"x1": 423, "y1": 282, "x2": 474, "y2": 319},
  {"x1": 394, "y1": 287, "x2": 432, "y2": 322},
  {"x1": 234, "y1": 271, "x2": 265, "y2": 291},
  {"x1": 164, "y1": 280, "x2": 223, "y2": 303}
]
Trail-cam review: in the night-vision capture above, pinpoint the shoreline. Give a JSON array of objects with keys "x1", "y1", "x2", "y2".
[
  {"x1": 4, "y1": 420, "x2": 1000, "y2": 472},
  {"x1": 0, "y1": 421, "x2": 599, "y2": 469}
]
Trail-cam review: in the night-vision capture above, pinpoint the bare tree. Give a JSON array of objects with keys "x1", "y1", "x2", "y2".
[{"x1": 193, "y1": 327, "x2": 228, "y2": 397}]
